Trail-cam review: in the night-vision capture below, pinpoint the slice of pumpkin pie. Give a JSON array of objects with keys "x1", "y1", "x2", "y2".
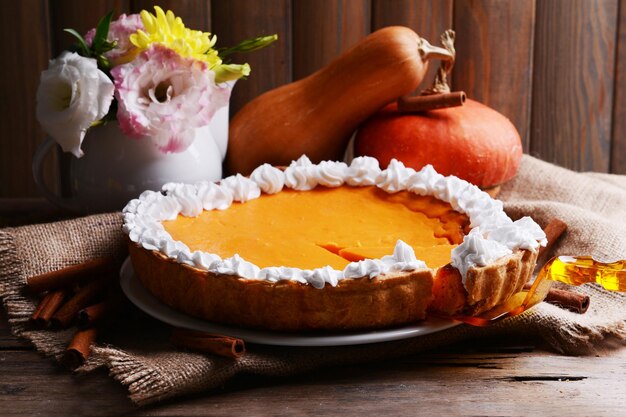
[{"x1": 124, "y1": 156, "x2": 545, "y2": 331}]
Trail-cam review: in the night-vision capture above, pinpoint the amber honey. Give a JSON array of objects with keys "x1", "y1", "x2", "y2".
[{"x1": 544, "y1": 256, "x2": 626, "y2": 291}]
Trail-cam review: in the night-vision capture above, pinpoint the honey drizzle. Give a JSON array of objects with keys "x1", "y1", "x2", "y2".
[
  {"x1": 545, "y1": 256, "x2": 626, "y2": 291},
  {"x1": 451, "y1": 255, "x2": 626, "y2": 327}
]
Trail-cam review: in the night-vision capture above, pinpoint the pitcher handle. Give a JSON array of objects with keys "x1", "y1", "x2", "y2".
[{"x1": 32, "y1": 138, "x2": 73, "y2": 211}]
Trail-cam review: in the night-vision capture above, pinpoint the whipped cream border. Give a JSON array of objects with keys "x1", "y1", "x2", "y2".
[{"x1": 123, "y1": 156, "x2": 546, "y2": 288}]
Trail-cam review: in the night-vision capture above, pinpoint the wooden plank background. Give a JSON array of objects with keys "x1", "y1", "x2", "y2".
[{"x1": 1, "y1": 0, "x2": 624, "y2": 198}]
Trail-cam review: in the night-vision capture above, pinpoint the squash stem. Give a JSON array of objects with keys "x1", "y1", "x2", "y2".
[
  {"x1": 420, "y1": 30, "x2": 456, "y2": 95},
  {"x1": 417, "y1": 38, "x2": 454, "y2": 63}
]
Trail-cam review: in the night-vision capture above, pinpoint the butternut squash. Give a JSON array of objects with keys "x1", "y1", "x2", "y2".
[{"x1": 226, "y1": 26, "x2": 452, "y2": 175}]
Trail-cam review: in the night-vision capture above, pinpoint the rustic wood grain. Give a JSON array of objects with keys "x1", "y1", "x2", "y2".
[
  {"x1": 611, "y1": 0, "x2": 626, "y2": 174},
  {"x1": 0, "y1": 352, "x2": 135, "y2": 416},
  {"x1": 530, "y1": 0, "x2": 618, "y2": 172},
  {"x1": 293, "y1": 0, "x2": 371, "y2": 80},
  {"x1": 0, "y1": 334, "x2": 624, "y2": 415},
  {"x1": 371, "y1": 0, "x2": 452, "y2": 37},
  {"x1": 2, "y1": 301, "x2": 626, "y2": 415},
  {"x1": 0, "y1": 1, "x2": 52, "y2": 198},
  {"x1": 130, "y1": 0, "x2": 211, "y2": 34},
  {"x1": 453, "y1": 0, "x2": 536, "y2": 150},
  {"x1": 212, "y1": 0, "x2": 292, "y2": 117},
  {"x1": 49, "y1": 0, "x2": 130, "y2": 54},
  {"x1": 371, "y1": 0, "x2": 453, "y2": 95}
]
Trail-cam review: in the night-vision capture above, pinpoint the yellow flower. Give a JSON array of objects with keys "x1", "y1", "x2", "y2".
[{"x1": 130, "y1": 6, "x2": 222, "y2": 67}]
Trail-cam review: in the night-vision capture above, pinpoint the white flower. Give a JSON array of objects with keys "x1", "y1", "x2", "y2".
[
  {"x1": 111, "y1": 44, "x2": 231, "y2": 153},
  {"x1": 35, "y1": 52, "x2": 114, "y2": 158}
]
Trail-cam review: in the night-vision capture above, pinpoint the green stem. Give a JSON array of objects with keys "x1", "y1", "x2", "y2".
[{"x1": 218, "y1": 35, "x2": 278, "y2": 59}]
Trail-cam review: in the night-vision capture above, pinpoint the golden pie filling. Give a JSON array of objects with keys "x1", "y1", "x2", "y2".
[{"x1": 163, "y1": 186, "x2": 469, "y2": 271}]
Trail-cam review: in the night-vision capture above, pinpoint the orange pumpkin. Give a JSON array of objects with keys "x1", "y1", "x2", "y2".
[{"x1": 354, "y1": 99, "x2": 523, "y2": 189}]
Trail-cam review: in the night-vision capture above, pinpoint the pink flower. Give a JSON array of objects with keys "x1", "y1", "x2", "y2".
[
  {"x1": 85, "y1": 13, "x2": 143, "y2": 65},
  {"x1": 111, "y1": 44, "x2": 231, "y2": 153}
]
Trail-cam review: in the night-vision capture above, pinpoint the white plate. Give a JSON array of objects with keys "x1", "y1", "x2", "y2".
[{"x1": 120, "y1": 258, "x2": 460, "y2": 347}]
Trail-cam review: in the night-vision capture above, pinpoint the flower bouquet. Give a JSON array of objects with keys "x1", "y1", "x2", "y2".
[{"x1": 36, "y1": 6, "x2": 276, "y2": 158}]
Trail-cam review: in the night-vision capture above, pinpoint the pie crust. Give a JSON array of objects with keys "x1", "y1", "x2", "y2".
[{"x1": 129, "y1": 243, "x2": 434, "y2": 331}]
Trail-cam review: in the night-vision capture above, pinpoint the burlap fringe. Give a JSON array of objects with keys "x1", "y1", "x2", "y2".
[
  {"x1": 92, "y1": 346, "x2": 240, "y2": 405},
  {"x1": 0, "y1": 231, "x2": 29, "y2": 332}
]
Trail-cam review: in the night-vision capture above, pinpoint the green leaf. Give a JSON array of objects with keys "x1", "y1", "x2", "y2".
[
  {"x1": 218, "y1": 34, "x2": 278, "y2": 59},
  {"x1": 63, "y1": 28, "x2": 91, "y2": 56},
  {"x1": 92, "y1": 10, "x2": 114, "y2": 52}
]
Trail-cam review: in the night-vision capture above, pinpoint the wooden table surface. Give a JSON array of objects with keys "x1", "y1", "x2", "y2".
[
  {"x1": 2, "y1": 306, "x2": 625, "y2": 417},
  {"x1": 1, "y1": 200, "x2": 625, "y2": 416}
]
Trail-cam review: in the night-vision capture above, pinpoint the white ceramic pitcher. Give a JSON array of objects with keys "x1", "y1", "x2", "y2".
[{"x1": 32, "y1": 104, "x2": 229, "y2": 214}]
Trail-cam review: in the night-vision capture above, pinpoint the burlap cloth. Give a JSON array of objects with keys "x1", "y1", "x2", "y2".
[{"x1": 0, "y1": 155, "x2": 625, "y2": 405}]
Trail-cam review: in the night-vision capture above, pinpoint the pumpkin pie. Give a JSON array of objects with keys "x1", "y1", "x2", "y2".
[{"x1": 124, "y1": 156, "x2": 545, "y2": 331}]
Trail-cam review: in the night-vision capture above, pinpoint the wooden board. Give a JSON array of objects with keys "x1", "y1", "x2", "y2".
[
  {"x1": 453, "y1": 0, "x2": 536, "y2": 150},
  {"x1": 292, "y1": 0, "x2": 370, "y2": 80},
  {"x1": 371, "y1": 0, "x2": 453, "y2": 39},
  {"x1": 212, "y1": 0, "x2": 292, "y2": 116},
  {"x1": 0, "y1": 0, "x2": 52, "y2": 198},
  {"x1": 530, "y1": 0, "x2": 618, "y2": 172},
  {"x1": 611, "y1": 0, "x2": 626, "y2": 174}
]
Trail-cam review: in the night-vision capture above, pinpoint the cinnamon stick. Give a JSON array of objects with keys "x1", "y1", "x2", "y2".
[
  {"x1": 397, "y1": 91, "x2": 466, "y2": 113},
  {"x1": 77, "y1": 296, "x2": 123, "y2": 328},
  {"x1": 63, "y1": 327, "x2": 98, "y2": 370},
  {"x1": 523, "y1": 284, "x2": 589, "y2": 314},
  {"x1": 545, "y1": 287, "x2": 590, "y2": 314},
  {"x1": 30, "y1": 292, "x2": 53, "y2": 321},
  {"x1": 26, "y1": 257, "x2": 117, "y2": 294},
  {"x1": 30, "y1": 289, "x2": 68, "y2": 327},
  {"x1": 170, "y1": 328, "x2": 246, "y2": 359},
  {"x1": 539, "y1": 218, "x2": 568, "y2": 259},
  {"x1": 51, "y1": 280, "x2": 108, "y2": 328}
]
